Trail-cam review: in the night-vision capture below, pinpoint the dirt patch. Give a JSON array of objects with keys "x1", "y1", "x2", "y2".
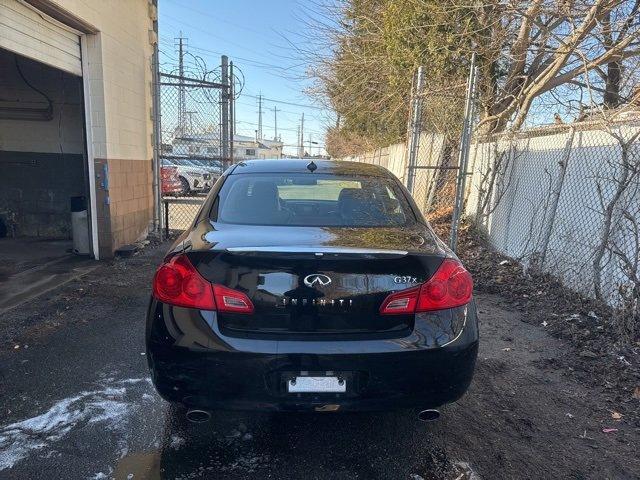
[
  {"x1": 442, "y1": 293, "x2": 640, "y2": 479},
  {"x1": 432, "y1": 217, "x2": 640, "y2": 431}
]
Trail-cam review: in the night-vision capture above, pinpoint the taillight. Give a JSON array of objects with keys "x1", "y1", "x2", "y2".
[
  {"x1": 152, "y1": 255, "x2": 254, "y2": 313},
  {"x1": 153, "y1": 255, "x2": 215, "y2": 310},
  {"x1": 213, "y1": 285, "x2": 254, "y2": 314},
  {"x1": 379, "y1": 286, "x2": 420, "y2": 315},
  {"x1": 380, "y1": 259, "x2": 473, "y2": 314},
  {"x1": 416, "y1": 258, "x2": 473, "y2": 311}
]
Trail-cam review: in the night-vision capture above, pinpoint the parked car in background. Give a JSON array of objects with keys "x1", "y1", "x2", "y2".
[
  {"x1": 164, "y1": 159, "x2": 213, "y2": 195},
  {"x1": 147, "y1": 159, "x2": 478, "y2": 417},
  {"x1": 160, "y1": 166, "x2": 183, "y2": 197},
  {"x1": 188, "y1": 158, "x2": 224, "y2": 177}
]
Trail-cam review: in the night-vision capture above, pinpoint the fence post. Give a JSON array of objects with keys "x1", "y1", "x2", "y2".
[
  {"x1": 538, "y1": 127, "x2": 576, "y2": 266},
  {"x1": 164, "y1": 199, "x2": 169, "y2": 239},
  {"x1": 406, "y1": 66, "x2": 425, "y2": 194},
  {"x1": 229, "y1": 60, "x2": 235, "y2": 164},
  {"x1": 221, "y1": 55, "x2": 230, "y2": 169},
  {"x1": 450, "y1": 53, "x2": 478, "y2": 251}
]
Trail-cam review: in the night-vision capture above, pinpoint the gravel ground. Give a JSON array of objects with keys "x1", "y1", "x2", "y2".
[{"x1": 0, "y1": 239, "x2": 638, "y2": 480}]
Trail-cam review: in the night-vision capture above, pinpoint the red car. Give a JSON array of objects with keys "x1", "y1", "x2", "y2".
[{"x1": 161, "y1": 166, "x2": 183, "y2": 196}]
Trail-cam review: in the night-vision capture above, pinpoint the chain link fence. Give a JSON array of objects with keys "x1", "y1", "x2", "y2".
[
  {"x1": 162, "y1": 197, "x2": 205, "y2": 237},
  {"x1": 158, "y1": 71, "x2": 230, "y2": 236},
  {"x1": 466, "y1": 119, "x2": 640, "y2": 331},
  {"x1": 338, "y1": 74, "x2": 639, "y2": 334},
  {"x1": 159, "y1": 72, "x2": 226, "y2": 170},
  {"x1": 406, "y1": 62, "x2": 477, "y2": 246}
]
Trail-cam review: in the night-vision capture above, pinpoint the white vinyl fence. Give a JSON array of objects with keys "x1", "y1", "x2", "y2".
[
  {"x1": 339, "y1": 120, "x2": 640, "y2": 311},
  {"x1": 466, "y1": 122, "x2": 640, "y2": 309},
  {"x1": 339, "y1": 133, "x2": 448, "y2": 213}
]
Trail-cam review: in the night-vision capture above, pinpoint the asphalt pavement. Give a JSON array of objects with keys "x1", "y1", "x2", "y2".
[{"x1": 0, "y1": 242, "x2": 638, "y2": 480}]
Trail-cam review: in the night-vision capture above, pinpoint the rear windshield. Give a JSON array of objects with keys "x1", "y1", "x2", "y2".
[{"x1": 210, "y1": 173, "x2": 415, "y2": 227}]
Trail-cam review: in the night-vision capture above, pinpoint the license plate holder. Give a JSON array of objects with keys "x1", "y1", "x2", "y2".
[{"x1": 287, "y1": 376, "x2": 346, "y2": 393}]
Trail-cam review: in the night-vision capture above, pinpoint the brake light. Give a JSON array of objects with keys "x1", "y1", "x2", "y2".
[
  {"x1": 152, "y1": 255, "x2": 254, "y2": 313},
  {"x1": 153, "y1": 255, "x2": 215, "y2": 309},
  {"x1": 213, "y1": 285, "x2": 254, "y2": 314},
  {"x1": 380, "y1": 259, "x2": 473, "y2": 314}
]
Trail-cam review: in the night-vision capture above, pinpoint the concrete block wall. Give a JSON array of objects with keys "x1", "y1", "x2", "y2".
[
  {"x1": 0, "y1": 152, "x2": 85, "y2": 237},
  {"x1": 107, "y1": 158, "x2": 153, "y2": 250},
  {"x1": 0, "y1": 48, "x2": 85, "y2": 238},
  {"x1": 53, "y1": 0, "x2": 156, "y2": 257}
]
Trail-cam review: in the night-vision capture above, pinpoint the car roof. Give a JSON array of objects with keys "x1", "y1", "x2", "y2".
[{"x1": 230, "y1": 159, "x2": 393, "y2": 177}]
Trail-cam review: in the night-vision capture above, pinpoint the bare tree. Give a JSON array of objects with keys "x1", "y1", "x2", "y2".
[
  {"x1": 592, "y1": 126, "x2": 640, "y2": 304},
  {"x1": 303, "y1": 0, "x2": 640, "y2": 146},
  {"x1": 475, "y1": 0, "x2": 640, "y2": 132}
]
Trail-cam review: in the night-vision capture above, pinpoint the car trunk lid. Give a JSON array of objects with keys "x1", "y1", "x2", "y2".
[{"x1": 189, "y1": 245, "x2": 444, "y2": 339}]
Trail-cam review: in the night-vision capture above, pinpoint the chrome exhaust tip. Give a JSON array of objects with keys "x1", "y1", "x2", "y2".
[
  {"x1": 186, "y1": 409, "x2": 211, "y2": 423},
  {"x1": 418, "y1": 409, "x2": 440, "y2": 422}
]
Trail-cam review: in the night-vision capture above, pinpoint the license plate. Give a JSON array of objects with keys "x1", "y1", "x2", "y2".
[{"x1": 288, "y1": 376, "x2": 346, "y2": 393}]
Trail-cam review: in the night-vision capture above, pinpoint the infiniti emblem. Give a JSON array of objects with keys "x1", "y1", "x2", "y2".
[{"x1": 303, "y1": 274, "x2": 332, "y2": 287}]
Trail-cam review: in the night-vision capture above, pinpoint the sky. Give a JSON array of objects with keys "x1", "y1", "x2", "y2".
[{"x1": 158, "y1": 0, "x2": 332, "y2": 156}]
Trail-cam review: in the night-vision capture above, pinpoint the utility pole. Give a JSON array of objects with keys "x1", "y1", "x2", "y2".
[
  {"x1": 221, "y1": 55, "x2": 230, "y2": 168},
  {"x1": 177, "y1": 34, "x2": 186, "y2": 136},
  {"x1": 299, "y1": 113, "x2": 305, "y2": 157},
  {"x1": 185, "y1": 111, "x2": 196, "y2": 134},
  {"x1": 257, "y1": 94, "x2": 263, "y2": 140},
  {"x1": 296, "y1": 124, "x2": 301, "y2": 158},
  {"x1": 229, "y1": 61, "x2": 235, "y2": 163},
  {"x1": 273, "y1": 106, "x2": 279, "y2": 141}
]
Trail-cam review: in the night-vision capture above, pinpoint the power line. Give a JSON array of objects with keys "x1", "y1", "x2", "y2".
[
  {"x1": 158, "y1": 37, "x2": 326, "y2": 112},
  {"x1": 234, "y1": 98, "x2": 320, "y2": 118},
  {"x1": 163, "y1": 0, "x2": 274, "y2": 39},
  {"x1": 235, "y1": 120, "x2": 321, "y2": 135},
  {"x1": 239, "y1": 91, "x2": 324, "y2": 111},
  {"x1": 159, "y1": 20, "x2": 304, "y2": 74}
]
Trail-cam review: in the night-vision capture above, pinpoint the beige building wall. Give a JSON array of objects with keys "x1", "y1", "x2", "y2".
[{"x1": 38, "y1": 0, "x2": 156, "y2": 257}]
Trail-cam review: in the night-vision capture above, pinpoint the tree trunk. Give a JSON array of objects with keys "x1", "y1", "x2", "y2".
[{"x1": 604, "y1": 60, "x2": 621, "y2": 108}]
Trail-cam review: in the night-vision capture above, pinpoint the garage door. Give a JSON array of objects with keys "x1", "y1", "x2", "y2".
[{"x1": 0, "y1": 0, "x2": 81, "y2": 76}]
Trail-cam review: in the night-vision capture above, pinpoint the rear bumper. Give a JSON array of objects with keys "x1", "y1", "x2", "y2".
[{"x1": 146, "y1": 301, "x2": 479, "y2": 412}]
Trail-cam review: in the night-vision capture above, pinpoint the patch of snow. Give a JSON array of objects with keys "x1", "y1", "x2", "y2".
[
  {"x1": 453, "y1": 461, "x2": 482, "y2": 480},
  {"x1": 0, "y1": 378, "x2": 149, "y2": 471},
  {"x1": 219, "y1": 454, "x2": 271, "y2": 473},
  {"x1": 169, "y1": 434, "x2": 185, "y2": 450}
]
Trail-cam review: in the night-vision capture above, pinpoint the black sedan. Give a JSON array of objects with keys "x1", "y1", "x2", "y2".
[{"x1": 146, "y1": 159, "x2": 478, "y2": 417}]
